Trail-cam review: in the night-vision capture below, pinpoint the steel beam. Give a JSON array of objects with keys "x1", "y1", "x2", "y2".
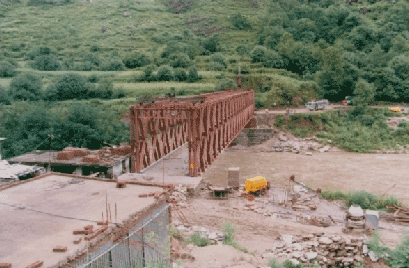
[{"x1": 130, "y1": 90, "x2": 255, "y2": 176}]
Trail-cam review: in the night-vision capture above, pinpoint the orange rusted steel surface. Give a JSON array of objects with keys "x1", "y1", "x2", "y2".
[{"x1": 130, "y1": 89, "x2": 255, "y2": 177}]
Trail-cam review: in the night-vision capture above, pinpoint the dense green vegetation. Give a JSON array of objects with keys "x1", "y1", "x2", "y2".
[
  {"x1": 275, "y1": 107, "x2": 409, "y2": 153},
  {"x1": 1, "y1": 0, "x2": 409, "y2": 158}
]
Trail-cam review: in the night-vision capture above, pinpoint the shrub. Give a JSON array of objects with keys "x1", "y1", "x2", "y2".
[
  {"x1": 100, "y1": 58, "x2": 125, "y2": 71},
  {"x1": 26, "y1": 46, "x2": 54, "y2": 60},
  {"x1": 347, "y1": 190, "x2": 378, "y2": 209},
  {"x1": 211, "y1": 53, "x2": 227, "y2": 69},
  {"x1": 156, "y1": 65, "x2": 173, "y2": 81},
  {"x1": 73, "y1": 62, "x2": 95, "y2": 71},
  {"x1": 366, "y1": 230, "x2": 392, "y2": 260},
  {"x1": 88, "y1": 79, "x2": 114, "y2": 99},
  {"x1": 185, "y1": 232, "x2": 213, "y2": 247},
  {"x1": 222, "y1": 221, "x2": 248, "y2": 253},
  {"x1": 0, "y1": 61, "x2": 17, "y2": 77},
  {"x1": 263, "y1": 50, "x2": 284, "y2": 68},
  {"x1": 229, "y1": 12, "x2": 252, "y2": 30},
  {"x1": 169, "y1": 53, "x2": 191, "y2": 68},
  {"x1": 85, "y1": 53, "x2": 100, "y2": 67},
  {"x1": 123, "y1": 52, "x2": 150, "y2": 69},
  {"x1": 321, "y1": 190, "x2": 348, "y2": 200},
  {"x1": 161, "y1": 0, "x2": 195, "y2": 14},
  {"x1": 251, "y1": 46, "x2": 268, "y2": 63},
  {"x1": 187, "y1": 66, "x2": 200, "y2": 82},
  {"x1": 215, "y1": 78, "x2": 237, "y2": 91},
  {"x1": 88, "y1": 75, "x2": 99, "y2": 83},
  {"x1": 10, "y1": 73, "x2": 42, "y2": 101},
  {"x1": 233, "y1": 63, "x2": 250, "y2": 75},
  {"x1": 268, "y1": 258, "x2": 283, "y2": 268},
  {"x1": 9, "y1": 42, "x2": 23, "y2": 52},
  {"x1": 209, "y1": 62, "x2": 226, "y2": 71},
  {"x1": 202, "y1": 33, "x2": 221, "y2": 54},
  {"x1": 173, "y1": 68, "x2": 187, "y2": 81},
  {"x1": 236, "y1": 44, "x2": 249, "y2": 56},
  {"x1": 389, "y1": 234, "x2": 409, "y2": 268},
  {"x1": 53, "y1": 73, "x2": 89, "y2": 100},
  {"x1": 31, "y1": 55, "x2": 61, "y2": 71},
  {"x1": 90, "y1": 45, "x2": 100, "y2": 52},
  {"x1": 0, "y1": 87, "x2": 11, "y2": 105}
]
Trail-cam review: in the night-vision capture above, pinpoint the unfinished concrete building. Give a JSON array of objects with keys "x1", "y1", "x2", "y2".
[
  {"x1": 7, "y1": 145, "x2": 132, "y2": 179},
  {"x1": 0, "y1": 172, "x2": 173, "y2": 268},
  {"x1": 0, "y1": 160, "x2": 45, "y2": 183}
]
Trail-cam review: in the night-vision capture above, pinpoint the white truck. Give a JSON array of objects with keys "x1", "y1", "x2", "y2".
[{"x1": 305, "y1": 99, "x2": 329, "y2": 111}]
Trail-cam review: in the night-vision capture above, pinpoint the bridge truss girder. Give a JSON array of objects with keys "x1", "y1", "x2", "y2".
[{"x1": 130, "y1": 90, "x2": 255, "y2": 177}]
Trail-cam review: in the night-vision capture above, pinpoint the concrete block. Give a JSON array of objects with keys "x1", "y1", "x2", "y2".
[
  {"x1": 53, "y1": 246, "x2": 67, "y2": 253},
  {"x1": 26, "y1": 261, "x2": 43, "y2": 268},
  {"x1": 228, "y1": 167, "x2": 240, "y2": 188},
  {"x1": 365, "y1": 210, "x2": 380, "y2": 229}
]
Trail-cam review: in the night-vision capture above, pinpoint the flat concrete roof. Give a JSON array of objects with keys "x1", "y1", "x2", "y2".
[
  {"x1": 7, "y1": 150, "x2": 130, "y2": 167},
  {"x1": 0, "y1": 174, "x2": 164, "y2": 268}
]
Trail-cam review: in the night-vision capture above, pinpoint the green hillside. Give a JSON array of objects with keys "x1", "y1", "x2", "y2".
[{"x1": 1, "y1": 0, "x2": 409, "y2": 158}]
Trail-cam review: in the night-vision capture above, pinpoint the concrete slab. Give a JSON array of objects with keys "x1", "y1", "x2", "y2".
[
  {"x1": 119, "y1": 143, "x2": 203, "y2": 192},
  {"x1": 0, "y1": 174, "x2": 163, "y2": 268}
]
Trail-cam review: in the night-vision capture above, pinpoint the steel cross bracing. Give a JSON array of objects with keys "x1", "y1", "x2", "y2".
[{"x1": 130, "y1": 89, "x2": 255, "y2": 177}]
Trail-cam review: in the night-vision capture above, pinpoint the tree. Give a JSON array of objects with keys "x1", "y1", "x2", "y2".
[
  {"x1": 388, "y1": 55, "x2": 409, "y2": 81},
  {"x1": 229, "y1": 13, "x2": 252, "y2": 30},
  {"x1": 123, "y1": 52, "x2": 150, "y2": 68},
  {"x1": 31, "y1": 55, "x2": 61, "y2": 71},
  {"x1": 187, "y1": 66, "x2": 200, "y2": 82},
  {"x1": 53, "y1": 74, "x2": 89, "y2": 100},
  {"x1": 0, "y1": 61, "x2": 17, "y2": 77},
  {"x1": 156, "y1": 65, "x2": 173, "y2": 81},
  {"x1": 263, "y1": 50, "x2": 283, "y2": 69},
  {"x1": 316, "y1": 46, "x2": 346, "y2": 101},
  {"x1": 250, "y1": 46, "x2": 267, "y2": 63},
  {"x1": 352, "y1": 79, "x2": 375, "y2": 108},
  {"x1": 10, "y1": 73, "x2": 42, "y2": 101}
]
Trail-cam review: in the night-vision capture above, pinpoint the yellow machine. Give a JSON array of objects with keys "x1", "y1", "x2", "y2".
[
  {"x1": 244, "y1": 176, "x2": 267, "y2": 194},
  {"x1": 390, "y1": 107, "x2": 401, "y2": 112}
]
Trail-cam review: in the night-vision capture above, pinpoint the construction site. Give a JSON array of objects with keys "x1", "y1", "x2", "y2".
[{"x1": 1, "y1": 89, "x2": 409, "y2": 268}]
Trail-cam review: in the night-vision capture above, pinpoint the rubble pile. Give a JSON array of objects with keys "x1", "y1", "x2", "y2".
[
  {"x1": 296, "y1": 215, "x2": 332, "y2": 227},
  {"x1": 262, "y1": 233, "x2": 365, "y2": 267},
  {"x1": 343, "y1": 205, "x2": 370, "y2": 234},
  {"x1": 256, "y1": 135, "x2": 333, "y2": 155},
  {"x1": 173, "y1": 222, "x2": 225, "y2": 245}
]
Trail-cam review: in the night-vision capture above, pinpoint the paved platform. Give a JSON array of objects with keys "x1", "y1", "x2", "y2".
[
  {"x1": 119, "y1": 143, "x2": 203, "y2": 192},
  {"x1": 0, "y1": 174, "x2": 163, "y2": 268}
]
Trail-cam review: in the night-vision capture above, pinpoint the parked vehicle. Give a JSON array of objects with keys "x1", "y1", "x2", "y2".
[{"x1": 305, "y1": 99, "x2": 329, "y2": 111}]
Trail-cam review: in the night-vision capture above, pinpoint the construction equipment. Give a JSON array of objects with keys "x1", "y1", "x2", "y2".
[
  {"x1": 390, "y1": 107, "x2": 401, "y2": 112},
  {"x1": 241, "y1": 176, "x2": 270, "y2": 201}
]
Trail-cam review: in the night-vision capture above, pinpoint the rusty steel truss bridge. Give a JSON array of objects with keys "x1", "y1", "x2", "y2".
[{"x1": 130, "y1": 89, "x2": 255, "y2": 177}]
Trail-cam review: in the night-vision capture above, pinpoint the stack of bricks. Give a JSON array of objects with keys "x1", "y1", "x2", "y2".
[
  {"x1": 83, "y1": 154, "x2": 100, "y2": 163},
  {"x1": 63, "y1": 147, "x2": 90, "y2": 157},
  {"x1": 53, "y1": 246, "x2": 67, "y2": 253},
  {"x1": 56, "y1": 150, "x2": 75, "y2": 160},
  {"x1": 111, "y1": 144, "x2": 131, "y2": 156},
  {"x1": 26, "y1": 261, "x2": 43, "y2": 268},
  {"x1": 344, "y1": 211, "x2": 368, "y2": 234},
  {"x1": 85, "y1": 225, "x2": 108, "y2": 241}
]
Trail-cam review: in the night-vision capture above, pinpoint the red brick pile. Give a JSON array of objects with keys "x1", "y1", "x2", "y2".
[
  {"x1": 53, "y1": 246, "x2": 67, "y2": 253},
  {"x1": 85, "y1": 225, "x2": 108, "y2": 241},
  {"x1": 111, "y1": 143, "x2": 131, "y2": 156},
  {"x1": 63, "y1": 147, "x2": 90, "y2": 157},
  {"x1": 56, "y1": 150, "x2": 75, "y2": 160},
  {"x1": 83, "y1": 154, "x2": 100, "y2": 163},
  {"x1": 26, "y1": 261, "x2": 43, "y2": 268}
]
